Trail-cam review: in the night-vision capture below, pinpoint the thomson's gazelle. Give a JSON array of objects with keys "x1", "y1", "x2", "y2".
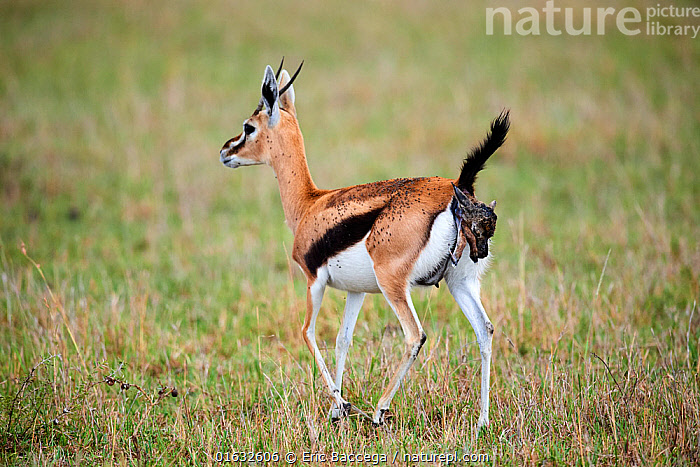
[{"x1": 220, "y1": 60, "x2": 509, "y2": 428}]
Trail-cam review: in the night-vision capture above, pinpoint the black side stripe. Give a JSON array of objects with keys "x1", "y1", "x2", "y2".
[{"x1": 304, "y1": 208, "x2": 384, "y2": 274}]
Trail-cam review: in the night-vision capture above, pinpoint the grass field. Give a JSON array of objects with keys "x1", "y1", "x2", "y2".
[{"x1": 1, "y1": 0, "x2": 699, "y2": 464}]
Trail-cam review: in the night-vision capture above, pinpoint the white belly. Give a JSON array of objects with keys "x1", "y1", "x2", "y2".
[
  {"x1": 325, "y1": 236, "x2": 381, "y2": 293},
  {"x1": 323, "y1": 209, "x2": 460, "y2": 293}
]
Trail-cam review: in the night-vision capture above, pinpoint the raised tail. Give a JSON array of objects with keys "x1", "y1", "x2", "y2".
[{"x1": 456, "y1": 110, "x2": 510, "y2": 195}]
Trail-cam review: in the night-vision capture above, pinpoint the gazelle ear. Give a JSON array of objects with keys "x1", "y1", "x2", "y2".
[
  {"x1": 261, "y1": 65, "x2": 280, "y2": 127},
  {"x1": 452, "y1": 184, "x2": 470, "y2": 206},
  {"x1": 277, "y1": 69, "x2": 296, "y2": 116}
]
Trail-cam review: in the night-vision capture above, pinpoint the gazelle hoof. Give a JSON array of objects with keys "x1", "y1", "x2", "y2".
[
  {"x1": 372, "y1": 408, "x2": 388, "y2": 426},
  {"x1": 329, "y1": 402, "x2": 352, "y2": 421},
  {"x1": 477, "y1": 415, "x2": 490, "y2": 433},
  {"x1": 329, "y1": 407, "x2": 342, "y2": 421}
]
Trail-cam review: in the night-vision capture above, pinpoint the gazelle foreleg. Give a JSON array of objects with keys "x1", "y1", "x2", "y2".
[
  {"x1": 302, "y1": 274, "x2": 350, "y2": 415},
  {"x1": 446, "y1": 269, "x2": 494, "y2": 430},
  {"x1": 372, "y1": 282, "x2": 426, "y2": 425},
  {"x1": 330, "y1": 291, "x2": 365, "y2": 420}
]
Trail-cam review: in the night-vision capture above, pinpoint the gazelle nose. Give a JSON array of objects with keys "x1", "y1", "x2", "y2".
[{"x1": 220, "y1": 148, "x2": 228, "y2": 162}]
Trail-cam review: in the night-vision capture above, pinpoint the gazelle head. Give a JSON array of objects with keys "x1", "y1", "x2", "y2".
[
  {"x1": 453, "y1": 184, "x2": 497, "y2": 261},
  {"x1": 220, "y1": 59, "x2": 303, "y2": 169}
]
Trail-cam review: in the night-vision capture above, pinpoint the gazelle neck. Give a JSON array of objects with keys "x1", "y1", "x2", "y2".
[{"x1": 269, "y1": 126, "x2": 320, "y2": 232}]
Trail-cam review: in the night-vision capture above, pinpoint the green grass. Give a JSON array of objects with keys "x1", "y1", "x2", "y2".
[{"x1": 1, "y1": 0, "x2": 699, "y2": 465}]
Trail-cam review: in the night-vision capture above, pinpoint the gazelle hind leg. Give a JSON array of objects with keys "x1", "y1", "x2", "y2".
[
  {"x1": 445, "y1": 270, "x2": 494, "y2": 430},
  {"x1": 372, "y1": 282, "x2": 426, "y2": 425},
  {"x1": 329, "y1": 291, "x2": 365, "y2": 420},
  {"x1": 301, "y1": 274, "x2": 349, "y2": 414}
]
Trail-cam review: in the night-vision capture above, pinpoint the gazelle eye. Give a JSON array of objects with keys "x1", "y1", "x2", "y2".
[{"x1": 244, "y1": 123, "x2": 256, "y2": 135}]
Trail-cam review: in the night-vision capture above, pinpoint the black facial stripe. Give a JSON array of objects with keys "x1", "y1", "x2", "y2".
[
  {"x1": 303, "y1": 208, "x2": 383, "y2": 274},
  {"x1": 231, "y1": 133, "x2": 246, "y2": 150}
]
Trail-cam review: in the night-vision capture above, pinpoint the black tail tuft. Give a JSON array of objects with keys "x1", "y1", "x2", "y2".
[{"x1": 457, "y1": 110, "x2": 510, "y2": 194}]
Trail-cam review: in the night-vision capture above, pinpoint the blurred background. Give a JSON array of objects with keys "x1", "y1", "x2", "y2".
[
  {"x1": 0, "y1": 0, "x2": 698, "y2": 462},
  {"x1": 2, "y1": 0, "x2": 696, "y2": 340}
]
